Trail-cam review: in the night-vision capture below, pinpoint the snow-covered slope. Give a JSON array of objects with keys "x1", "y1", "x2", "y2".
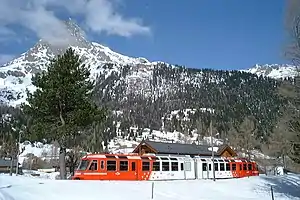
[
  {"x1": 0, "y1": 20, "x2": 159, "y2": 106},
  {"x1": 243, "y1": 64, "x2": 298, "y2": 79},
  {"x1": 0, "y1": 173, "x2": 299, "y2": 200}
]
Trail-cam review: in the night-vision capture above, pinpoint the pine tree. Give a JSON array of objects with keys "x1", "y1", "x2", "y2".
[{"x1": 21, "y1": 48, "x2": 106, "y2": 179}]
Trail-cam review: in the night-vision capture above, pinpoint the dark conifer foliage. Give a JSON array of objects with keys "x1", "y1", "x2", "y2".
[
  {"x1": 20, "y1": 48, "x2": 106, "y2": 179},
  {"x1": 95, "y1": 63, "x2": 284, "y2": 141}
]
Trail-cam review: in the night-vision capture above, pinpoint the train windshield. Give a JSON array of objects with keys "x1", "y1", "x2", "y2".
[{"x1": 77, "y1": 159, "x2": 90, "y2": 170}]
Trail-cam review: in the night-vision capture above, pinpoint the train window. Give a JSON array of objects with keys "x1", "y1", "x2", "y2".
[
  {"x1": 217, "y1": 159, "x2": 223, "y2": 162},
  {"x1": 200, "y1": 159, "x2": 206, "y2": 161},
  {"x1": 152, "y1": 162, "x2": 160, "y2": 171},
  {"x1": 170, "y1": 158, "x2": 177, "y2": 161},
  {"x1": 220, "y1": 163, "x2": 225, "y2": 171},
  {"x1": 119, "y1": 161, "x2": 128, "y2": 171},
  {"x1": 226, "y1": 163, "x2": 230, "y2": 171},
  {"x1": 106, "y1": 155, "x2": 116, "y2": 159},
  {"x1": 78, "y1": 160, "x2": 89, "y2": 170},
  {"x1": 214, "y1": 163, "x2": 219, "y2": 171},
  {"x1": 160, "y1": 157, "x2": 169, "y2": 160},
  {"x1": 180, "y1": 163, "x2": 184, "y2": 171},
  {"x1": 208, "y1": 164, "x2": 211, "y2": 171},
  {"x1": 89, "y1": 160, "x2": 98, "y2": 171},
  {"x1": 162, "y1": 162, "x2": 170, "y2": 171},
  {"x1": 202, "y1": 163, "x2": 207, "y2": 171},
  {"x1": 185, "y1": 162, "x2": 191, "y2": 171},
  {"x1": 239, "y1": 164, "x2": 242, "y2": 170},
  {"x1": 232, "y1": 163, "x2": 236, "y2": 171},
  {"x1": 100, "y1": 161, "x2": 104, "y2": 169},
  {"x1": 171, "y1": 162, "x2": 178, "y2": 171},
  {"x1": 131, "y1": 162, "x2": 136, "y2": 171},
  {"x1": 224, "y1": 159, "x2": 229, "y2": 162},
  {"x1": 248, "y1": 164, "x2": 252, "y2": 170},
  {"x1": 142, "y1": 161, "x2": 150, "y2": 171},
  {"x1": 243, "y1": 164, "x2": 247, "y2": 170},
  {"x1": 107, "y1": 160, "x2": 116, "y2": 171},
  {"x1": 118, "y1": 156, "x2": 127, "y2": 159}
]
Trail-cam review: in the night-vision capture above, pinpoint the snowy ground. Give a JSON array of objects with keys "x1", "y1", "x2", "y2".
[{"x1": 0, "y1": 174, "x2": 299, "y2": 200}]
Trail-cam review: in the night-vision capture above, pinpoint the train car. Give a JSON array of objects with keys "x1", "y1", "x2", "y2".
[
  {"x1": 240, "y1": 159, "x2": 259, "y2": 177},
  {"x1": 194, "y1": 157, "x2": 237, "y2": 179},
  {"x1": 73, "y1": 153, "x2": 147, "y2": 180},
  {"x1": 147, "y1": 154, "x2": 195, "y2": 180},
  {"x1": 72, "y1": 153, "x2": 259, "y2": 181}
]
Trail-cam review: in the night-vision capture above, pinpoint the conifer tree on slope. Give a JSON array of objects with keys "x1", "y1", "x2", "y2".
[
  {"x1": 283, "y1": 0, "x2": 300, "y2": 164},
  {"x1": 21, "y1": 48, "x2": 106, "y2": 179}
]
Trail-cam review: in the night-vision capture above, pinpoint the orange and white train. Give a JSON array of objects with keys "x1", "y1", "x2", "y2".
[{"x1": 72, "y1": 153, "x2": 259, "y2": 181}]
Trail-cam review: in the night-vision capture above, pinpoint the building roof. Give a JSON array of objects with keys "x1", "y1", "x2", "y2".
[{"x1": 141, "y1": 140, "x2": 226, "y2": 156}]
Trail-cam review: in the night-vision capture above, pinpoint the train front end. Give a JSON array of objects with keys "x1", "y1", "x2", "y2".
[{"x1": 72, "y1": 158, "x2": 90, "y2": 180}]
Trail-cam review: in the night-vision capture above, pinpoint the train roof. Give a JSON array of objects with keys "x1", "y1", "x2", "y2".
[{"x1": 83, "y1": 153, "x2": 255, "y2": 163}]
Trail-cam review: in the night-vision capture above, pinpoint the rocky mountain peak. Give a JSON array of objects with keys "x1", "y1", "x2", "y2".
[{"x1": 0, "y1": 19, "x2": 156, "y2": 105}]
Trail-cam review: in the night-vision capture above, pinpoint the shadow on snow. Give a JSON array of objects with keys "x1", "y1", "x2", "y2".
[{"x1": 261, "y1": 174, "x2": 300, "y2": 199}]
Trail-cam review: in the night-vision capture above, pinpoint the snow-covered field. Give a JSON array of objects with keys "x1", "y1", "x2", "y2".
[{"x1": 0, "y1": 173, "x2": 299, "y2": 200}]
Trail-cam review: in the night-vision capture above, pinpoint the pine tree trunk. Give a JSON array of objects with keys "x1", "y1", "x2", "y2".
[{"x1": 59, "y1": 146, "x2": 66, "y2": 179}]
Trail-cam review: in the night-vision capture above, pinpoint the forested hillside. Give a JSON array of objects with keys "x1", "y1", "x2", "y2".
[
  {"x1": 0, "y1": 61, "x2": 294, "y2": 144},
  {"x1": 93, "y1": 62, "x2": 285, "y2": 141}
]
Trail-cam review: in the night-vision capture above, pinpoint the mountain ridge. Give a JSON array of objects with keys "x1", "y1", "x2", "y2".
[{"x1": 0, "y1": 20, "x2": 297, "y2": 106}]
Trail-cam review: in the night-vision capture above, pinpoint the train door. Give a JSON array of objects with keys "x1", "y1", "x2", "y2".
[
  {"x1": 225, "y1": 161, "x2": 231, "y2": 178},
  {"x1": 247, "y1": 162, "x2": 252, "y2": 176},
  {"x1": 131, "y1": 160, "x2": 138, "y2": 180},
  {"x1": 180, "y1": 162, "x2": 186, "y2": 179},
  {"x1": 98, "y1": 159, "x2": 106, "y2": 180},
  {"x1": 237, "y1": 162, "x2": 243, "y2": 177},
  {"x1": 233, "y1": 162, "x2": 239, "y2": 178},
  {"x1": 252, "y1": 162, "x2": 259, "y2": 176},
  {"x1": 207, "y1": 163, "x2": 212, "y2": 179},
  {"x1": 184, "y1": 160, "x2": 195, "y2": 179},
  {"x1": 201, "y1": 162, "x2": 209, "y2": 179},
  {"x1": 242, "y1": 162, "x2": 248, "y2": 177},
  {"x1": 213, "y1": 162, "x2": 219, "y2": 179},
  {"x1": 194, "y1": 159, "x2": 198, "y2": 179}
]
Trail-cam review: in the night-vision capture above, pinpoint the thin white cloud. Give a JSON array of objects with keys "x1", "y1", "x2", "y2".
[
  {"x1": 0, "y1": 54, "x2": 15, "y2": 65},
  {"x1": 0, "y1": 0, "x2": 150, "y2": 45}
]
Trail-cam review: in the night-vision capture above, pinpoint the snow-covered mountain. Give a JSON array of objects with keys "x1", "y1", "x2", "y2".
[
  {"x1": 0, "y1": 20, "x2": 298, "y2": 106},
  {"x1": 0, "y1": 20, "x2": 162, "y2": 106},
  {"x1": 243, "y1": 64, "x2": 298, "y2": 79}
]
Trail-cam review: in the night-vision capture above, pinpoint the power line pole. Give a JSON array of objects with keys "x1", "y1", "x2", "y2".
[
  {"x1": 210, "y1": 119, "x2": 216, "y2": 181},
  {"x1": 16, "y1": 132, "x2": 21, "y2": 175}
]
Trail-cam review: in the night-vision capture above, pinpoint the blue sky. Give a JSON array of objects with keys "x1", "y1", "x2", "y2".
[{"x1": 0, "y1": 0, "x2": 290, "y2": 70}]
